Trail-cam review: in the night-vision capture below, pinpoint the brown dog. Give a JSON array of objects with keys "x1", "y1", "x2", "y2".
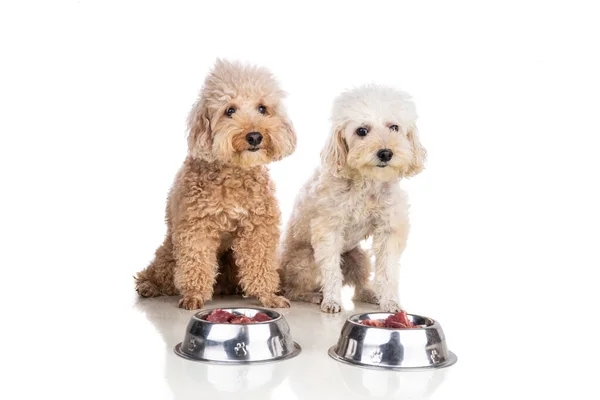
[{"x1": 135, "y1": 60, "x2": 296, "y2": 310}]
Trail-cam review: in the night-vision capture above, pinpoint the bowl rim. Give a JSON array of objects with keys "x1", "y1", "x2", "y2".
[
  {"x1": 347, "y1": 312, "x2": 437, "y2": 330},
  {"x1": 191, "y1": 307, "x2": 283, "y2": 325}
]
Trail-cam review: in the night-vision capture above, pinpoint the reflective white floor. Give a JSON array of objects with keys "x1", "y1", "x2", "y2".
[{"x1": 4, "y1": 276, "x2": 595, "y2": 400}]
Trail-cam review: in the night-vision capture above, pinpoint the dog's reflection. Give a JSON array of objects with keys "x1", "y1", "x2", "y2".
[
  {"x1": 134, "y1": 296, "x2": 289, "y2": 399},
  {"x1": 283, "y1": 345, "x2": 448, "y2": 400},
  {"x1": 335, "y1": 363, "x2": 448, "y2": 399}
]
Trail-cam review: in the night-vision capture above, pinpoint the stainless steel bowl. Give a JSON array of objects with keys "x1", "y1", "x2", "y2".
[
  {"x1": 174, "y1": 307, "x2": 301, "y2": 364},
  {"x1": 328, "y1": 312, "x2": 457, "y2": 370}
]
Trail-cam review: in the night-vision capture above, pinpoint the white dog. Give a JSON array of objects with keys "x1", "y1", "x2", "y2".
[{"x1": 280, "y1": 85, "x2": 426, "y2": 313}]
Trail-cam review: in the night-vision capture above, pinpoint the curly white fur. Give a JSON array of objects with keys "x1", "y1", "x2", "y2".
[{"x1": 280, "y1": 84, "x2": 426, "y2": 313}]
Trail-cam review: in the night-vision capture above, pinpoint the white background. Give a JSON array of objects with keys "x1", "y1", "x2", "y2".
[{"x1": 1, "y1": 1, "x2": 599, "y2": 399}]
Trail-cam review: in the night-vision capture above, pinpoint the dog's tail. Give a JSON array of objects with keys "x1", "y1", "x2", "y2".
[{"x1": 134, "y1": 236, "x2": 177, "y2": 297}]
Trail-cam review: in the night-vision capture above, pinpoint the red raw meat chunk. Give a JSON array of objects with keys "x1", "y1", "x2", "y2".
[
  {"x1": 384, "y1": 311, "x2": 414, "y2": 329},
  {"x1": 384, "y1": 317, "x2": 408, "y2": 328},
  {"x1": 204, "y1": 309, "x2": 273, "y2": 324},
  {"x1": 397, "y1": 310, "x2": 414, "y2": 328},
  {"x1": 360, "y1": 319, "x2": 385, "y2": 327},
  {"x1": 205, "y1": 309, "x2": 235, "y2": 323},
  {"x1": 252, "y1": 312, "x2": 271, "y2": 322},
  {"x1": 360, "y1": 311, "x2": 418, "y2": 329},
  {"x1": 230, "y1": 316, "x2": 255, "y2": 324}
]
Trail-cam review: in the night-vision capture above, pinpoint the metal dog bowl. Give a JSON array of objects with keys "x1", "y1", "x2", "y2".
[
  {"x1": 174, "y1": 307, "x2": 301, "y2": 364},
  {"x1": 328, "y1": 312, "x2": 457, "y2": 370}
]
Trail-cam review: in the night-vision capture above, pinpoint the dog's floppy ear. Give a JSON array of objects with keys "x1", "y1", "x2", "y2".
[
  {"x1": 187, "y1": 98, "x2": 213, "y2": 160},
  {"x1": 272, "y1": 105, "x2": 297, "y2": 160},
  {"x1": 404, "y1": 125, "x2": 427, "y2": 177},
  {"x1": 321, "y1": 124, "x2": 348, "y2": 173}
]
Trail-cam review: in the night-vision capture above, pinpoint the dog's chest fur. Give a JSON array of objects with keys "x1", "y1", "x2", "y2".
[
  {"x1": 340, "y1": 180, "x2": 391, "y2": 251},
  {"x1": 212, "y1": 166, "x2": 273, "y2": 221},
  {"x1": 173, "y1": 158, "x2": 276, "y2": 241}
]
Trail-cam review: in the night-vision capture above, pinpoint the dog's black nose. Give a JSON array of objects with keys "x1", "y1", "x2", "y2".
[
  {"x1": 377, "y1": 149, "x2": 393, "y2": 162},
  {"x1": 246, "y1": 132, "x2": 263, "y2": 146}
]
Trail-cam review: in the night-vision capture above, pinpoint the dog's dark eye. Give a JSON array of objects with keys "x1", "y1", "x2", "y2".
[
  {"x1": 226, "y1": 107, "x2": 236, "y2": 117},
  {"x1": 390, "y1": 125, "x2": 399, "y2": 132},
  {"x1": 356, "y1": 127, "x2": 368, "y2": 137},
  {"x1": 258, "y1": 105, "x2": 266, "y2": 114}
]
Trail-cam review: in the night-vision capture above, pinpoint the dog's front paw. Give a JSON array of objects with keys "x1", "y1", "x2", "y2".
[
  {"x1": 260, "y1": 295, "x2": 291, "y2": 308},
  {"x1": 320, "y1": 298, "x2": 342, "y2": 313},
  {"x1": 379, "y1": 299, "x2": 402, "y2": 313},
  {"x1": 178, "y1": 295, "x2": 204, "y2": 310}
]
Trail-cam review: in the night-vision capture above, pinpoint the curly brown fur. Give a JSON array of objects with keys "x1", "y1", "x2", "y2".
[{"x1": 135, "y1": 60, "x2": 296, "y2": 310}]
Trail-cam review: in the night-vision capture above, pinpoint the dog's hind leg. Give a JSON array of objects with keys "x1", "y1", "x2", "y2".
[
  {"x1": 294, "y1": 291, "x2": 323, "y2": 304},
  {"x1": 135, "y1": 235, "x2": 178, "y2": 297},
  {"x1": 342, "y1": 247, "x2": 379, "y2": 305},
  {"x1": 280, "y1": 246, "x2": 322, "y2": 304}
]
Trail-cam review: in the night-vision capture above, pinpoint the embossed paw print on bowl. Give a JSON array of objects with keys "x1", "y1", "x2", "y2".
[
  {"x1": 174, "y1": 307, "x2": 301, "y2": 364},
  {"x1": 328, "y1": 312, "x2": 457, "y2": 370}
]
